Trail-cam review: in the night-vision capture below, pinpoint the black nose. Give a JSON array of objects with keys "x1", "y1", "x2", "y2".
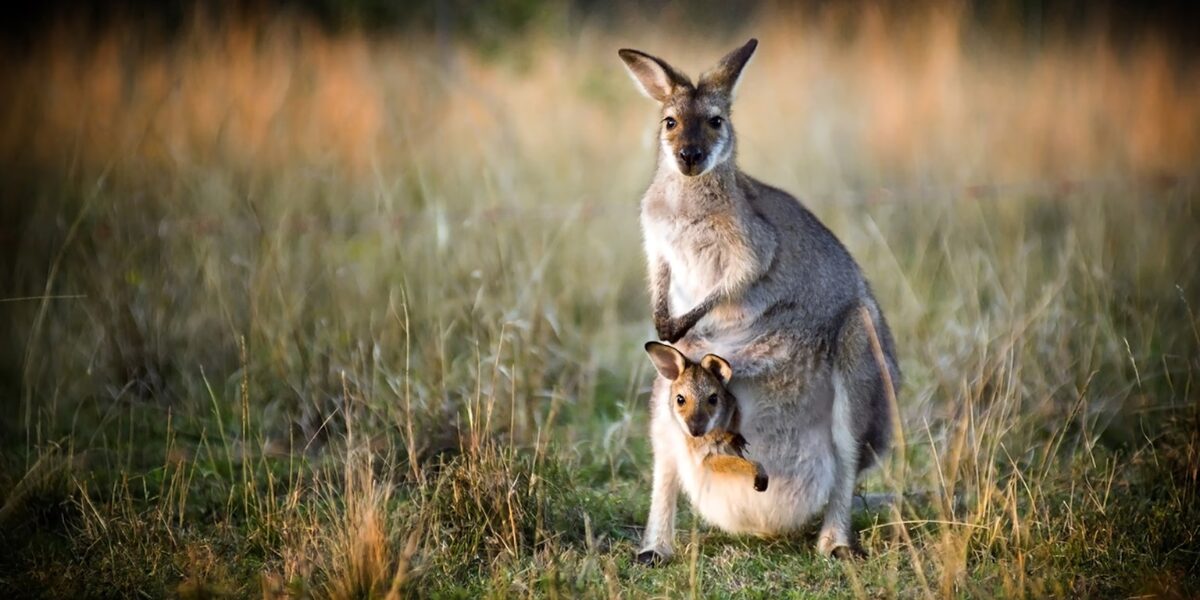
[
  {"x1": 688, "y1": 424, "x2": 706, "y2": 437},
  {"x1": 679, "y1": 147, "x2": 705, "y2": 168}
]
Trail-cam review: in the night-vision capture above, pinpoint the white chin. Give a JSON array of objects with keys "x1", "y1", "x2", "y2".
[{"x1": 676, "y1": 161, "x2": 710, "y2": 177}]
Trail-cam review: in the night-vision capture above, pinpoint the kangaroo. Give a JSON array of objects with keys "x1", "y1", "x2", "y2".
[
  {"x1": 620, "y1": 39, "x2": 900, "y2": 563},
  {"x1": 644, "y1": 341, "x2": 769, "y2": 500}
]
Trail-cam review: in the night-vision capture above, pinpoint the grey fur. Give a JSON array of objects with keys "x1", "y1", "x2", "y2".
[{"x1": 622, "y1": 39, "x2": 900, "y2": 561}]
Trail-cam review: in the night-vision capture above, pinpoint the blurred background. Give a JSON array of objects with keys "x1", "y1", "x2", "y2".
[
  {"x1": 0, "y1": 1, "x2": 1197, "y2": 597},
  {"x1": 2, "y1": 0, "x2": 1199, "y2": 185}
]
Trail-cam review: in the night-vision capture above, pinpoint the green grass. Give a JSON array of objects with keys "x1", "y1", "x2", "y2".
[
  {"x1": 3, "y1": 171, "x2": 1195, "y2": 598},
  {"x1": 2, "y1": 9, "x2": 1200, "y2": 598}
]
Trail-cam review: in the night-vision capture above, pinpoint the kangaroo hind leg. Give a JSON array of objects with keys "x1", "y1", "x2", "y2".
[{"x1": 819, "y1": 304, "x2": 898, "y2": 558}]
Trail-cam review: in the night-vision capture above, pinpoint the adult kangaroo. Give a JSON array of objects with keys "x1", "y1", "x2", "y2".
[{"x1": 619, "y1": 39, "x2": 900, "y2": 563}]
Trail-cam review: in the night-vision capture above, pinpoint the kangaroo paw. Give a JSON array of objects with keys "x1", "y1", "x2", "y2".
[{"x1": 753, "y1": 473, "x2": 769, "y2": 492}]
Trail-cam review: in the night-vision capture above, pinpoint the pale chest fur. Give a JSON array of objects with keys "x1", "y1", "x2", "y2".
[
  {"x1": 642, "y1": 218, "x2": 715, "y2": 312},
  {"x1": 641, "y1": 198, "x2": 762, "y2": 316}
]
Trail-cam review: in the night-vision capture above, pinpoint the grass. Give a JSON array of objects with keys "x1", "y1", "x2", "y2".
[{"x1": 2, "y1": 5, "x2": 1199, "y2": 598}]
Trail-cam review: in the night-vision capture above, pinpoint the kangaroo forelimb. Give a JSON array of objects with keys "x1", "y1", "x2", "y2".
[
  {"x1": 662, "y1": 293, "x2": 718, "y2": 343},
  {"x1": 652, "y1": 261, "x2": 674, "y2": 340}
]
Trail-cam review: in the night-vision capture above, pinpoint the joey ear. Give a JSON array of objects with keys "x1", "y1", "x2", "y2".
[
  {"x1": 645, "y1": 341, "x2": 687, "y2": 381},
  {"x1": 618, "y1": 48, "x2": 691, "y2": 102},
  {"x1": 700, "y1": 38, "x2": 758, "y2": 97},
  {"x1": 700, "y1": 354, "x2": 733, "y2": 384}
]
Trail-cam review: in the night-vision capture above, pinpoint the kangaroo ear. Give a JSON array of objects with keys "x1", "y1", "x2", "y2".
[
  {"x1": 700, "y1": 354, "x2": 733, "y2": 384},
  {"x1": 700, "y1": 38, "x2": 758, "y2": 97},
  {"x1": 618, "y1": 48, "x2": 691, "y2": 102},
  {"x1": 645, "y1": 341, "x2": 687, "y2": 381}
]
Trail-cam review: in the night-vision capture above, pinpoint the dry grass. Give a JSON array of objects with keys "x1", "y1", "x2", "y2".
[{"x1": 1, "y1": 4, "x2": 1198, "y2": 598}]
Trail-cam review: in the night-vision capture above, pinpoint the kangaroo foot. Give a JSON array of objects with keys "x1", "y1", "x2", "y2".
[
  {"x1": 818, "y1": 531, "x2": 865, "y2": 559},
  {"x1": 635, "y1": 549, "x2": 667, "y2": 567}
]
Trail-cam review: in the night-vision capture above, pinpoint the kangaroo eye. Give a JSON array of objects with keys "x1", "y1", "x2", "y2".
[
  {"x1": 708, "y1": 116, "x2": 724, "y2": 129},
  {"x1": 708, "y1": 394, "x2": 719, "y2": 405},
  {"x1": 664, "y1": 117, "x2": 677, "y2": 130},
  {"x1": 675, "y1": 394, "x2": 686, "y2": 406}
]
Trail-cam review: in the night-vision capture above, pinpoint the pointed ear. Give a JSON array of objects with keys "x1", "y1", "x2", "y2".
[
  {"x1": 645, "y1": 341, "x2": 687, "y2": 381},
  {"x1": 700, "y1": 354, "x2": 733, "y2": 384},
  {"x1": 618, "y1": 48, "x2": 690, "y2": 102},
  {"x1": 699, "y1": 38, "x2": 758, "y2": 97}
]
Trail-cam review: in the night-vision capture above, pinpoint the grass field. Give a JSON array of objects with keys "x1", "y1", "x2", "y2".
[{"x1": 1, "y1": 5, "x2": 1199, "y2": 598}]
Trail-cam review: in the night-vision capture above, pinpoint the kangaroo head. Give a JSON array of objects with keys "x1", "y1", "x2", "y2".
[
  {"x1": 619, "y1": 39, "x2": 757, "y2": 177},
  {"x1": 645, "y1": 341, "x2": 736, "y2": 438}
]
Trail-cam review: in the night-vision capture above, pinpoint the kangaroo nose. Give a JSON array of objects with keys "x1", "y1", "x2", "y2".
[
  {"x1": 688, "y1": 424, "x2": 707, "y2": 437},
  {"x1": 679, "y1": 147, "x2": 705, "y2": 168}
]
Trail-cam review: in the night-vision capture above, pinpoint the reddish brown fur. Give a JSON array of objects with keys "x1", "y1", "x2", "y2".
[
  {"x1": 643, "y1": 342, "x2": 767, "y2": 492},
  {"x1": 671, "y1": 354, "x2": 734, "y2": 436}
]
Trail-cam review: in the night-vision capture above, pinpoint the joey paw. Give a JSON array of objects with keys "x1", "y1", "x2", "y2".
[{"x1": 753, "y1": 473, "x2": 769, "y2": 492}]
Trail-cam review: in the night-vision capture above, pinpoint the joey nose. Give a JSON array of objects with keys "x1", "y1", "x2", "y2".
[
  {"x1": 688, "y1": 423, "x2": 707, "y2": 437},
  {"x1": 678, "y1": 147, "x2": 705, "y2": 168}
]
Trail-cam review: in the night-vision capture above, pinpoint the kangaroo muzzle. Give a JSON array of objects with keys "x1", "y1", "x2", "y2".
[{"x1": 678, "y1": 146, "x2": 706, "y2": 171}]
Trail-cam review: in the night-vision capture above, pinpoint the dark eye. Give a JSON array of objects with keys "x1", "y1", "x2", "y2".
[
  {"x1": 664, "y1": 117, "x2": 677, "y2": 130},
  {"x1": 675, "y1": 394, "x2": 686, "y2": 406},
  {"x1": 707, "y1": 394, "x2": 719, "y2": 406},
  {"x1": 708, "y1": 116, "x2": 724, "y2": 129}
]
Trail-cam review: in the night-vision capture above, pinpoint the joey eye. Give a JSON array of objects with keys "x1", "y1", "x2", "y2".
[
  {"x1": 708, "y1": 116, "x2": 724, "y2": 129},
  {"x1": 707, "y1": 394, "x2": 719, "y2": 406},
  {"x1": 664, "y1": 117, "x2": 677, "y2": 130},
  {"x1": 675, "y1": 394, "x2": 686, "y2": 406}
]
